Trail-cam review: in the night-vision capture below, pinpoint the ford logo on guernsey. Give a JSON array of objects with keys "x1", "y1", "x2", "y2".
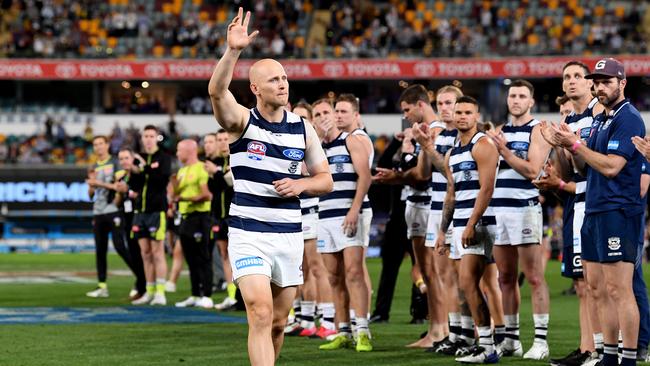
[
  {"x1": 247, "y1": 141, "x2": 267, "y2": 161},
  {"x1": 458, "y1": 161, "x2": 476, "y2": 170},
  {"x1": 510, "y1": 142, "x2": 529, "y2": 150},
  {"x1": 329, "y1": 155, "x2": 350, "y2": 163},
  {"x1": 235, "y1": 256, "x2": 264, "y2": 269},
  {"x1": 282, "y1": 149, "x2": 304, "y2": 161}
]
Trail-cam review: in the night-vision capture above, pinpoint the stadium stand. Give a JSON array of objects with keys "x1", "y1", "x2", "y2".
[{"x1": 1, "y1": 0, "x2": 648, "y2": 59}]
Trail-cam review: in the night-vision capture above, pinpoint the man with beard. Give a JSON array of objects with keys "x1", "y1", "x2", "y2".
[
  {"x1": 547, "y1": 58, "x2": 645, "y2": 366},
  {"x1": 537, "y1": 62, "x2": 605, "y2": 366}
]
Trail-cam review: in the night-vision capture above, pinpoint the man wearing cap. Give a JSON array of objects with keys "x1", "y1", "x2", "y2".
[{"x1": 546, "y1": 58, "x2": 645, "y2": 366}]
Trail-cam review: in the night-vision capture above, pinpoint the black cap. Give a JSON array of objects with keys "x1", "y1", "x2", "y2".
[{"x1": 586, "y1": 58, "x2": 625, "y2": 80}]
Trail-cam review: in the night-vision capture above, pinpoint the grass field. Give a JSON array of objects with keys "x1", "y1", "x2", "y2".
[{"x1": 1, "y1": 253, "x2": 649, "y2": 365}]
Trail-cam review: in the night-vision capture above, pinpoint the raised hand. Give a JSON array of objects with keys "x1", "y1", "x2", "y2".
[
  {"x1": 539, "y1": 121, "x2": 556, "y2": 146},
  {"x1": 227, "y1": 8, "x2": 259, "y2": 51},
  {"x1": 412, "y1": 122, "x2": 432, "y2": 147},
  {"x1": 549, "y1": 122, "x2": 578, "y2": 148},
  {"x1": 486, "y1": 130, "x2": 508, "y2": 154}
]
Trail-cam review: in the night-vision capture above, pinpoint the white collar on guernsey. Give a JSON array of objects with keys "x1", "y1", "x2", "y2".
[
  {"x1": 588, "y1": 97, "x2": 598, "y2": 109},
  {"x1": 608, "y1": 101, "x2": 630, "y2": 117}
]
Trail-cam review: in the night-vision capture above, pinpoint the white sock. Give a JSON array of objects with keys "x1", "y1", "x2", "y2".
[
  {"x1": 478, "y1": 326, "x2": 495, "y2": 354},
  {"x1": 532, "y1": 313, "x2": 549, "y2": 344},
  {"x1": 449, "y1": 312, "x2": 462, "y2": 343},
  {"x1": 356, "y1": 316, "x2": 369, "y2": 335},
  {"x1": 300, "y1": 300, "x2": 315, "y2": 329},
  {"x1": 350, "y1": 310, "x2": 357, "y2": 337},
  {"x1": 504, "y1": 314, "x2": 520, "y2": 345},
  {"x1": 593, "y1": 332, "x2": 604, "y2": 351},
  {"x1": 460, "y1": 315, "x2": 475, "y2": 345},
  {"x1": 319, "y1": 302, "x2": 336, "y2": 330}
]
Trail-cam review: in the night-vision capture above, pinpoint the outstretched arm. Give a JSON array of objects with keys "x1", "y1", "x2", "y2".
[{"x1": 208, "y1": 8, "x2": 259, "y2": 136}]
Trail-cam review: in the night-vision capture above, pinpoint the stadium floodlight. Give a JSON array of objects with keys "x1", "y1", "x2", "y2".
[{"x1": 141, "y1": 81, "x2": 150, "y2": 88}]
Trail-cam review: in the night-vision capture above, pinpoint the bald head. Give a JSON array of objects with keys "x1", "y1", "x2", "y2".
[
  {"x1": 249, "y1": 59, "x2": 289, "y2": 108},
  {"x1": 176, "y1": 139, "x2": 198, "y2": 164},
  {"x1": 249, "y1": 59, "x2": 284, "y2": 83}
]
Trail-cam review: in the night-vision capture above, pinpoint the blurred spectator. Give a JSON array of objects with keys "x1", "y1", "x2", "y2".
[
  {"x1": 2, "y1": 0, "x2": 310, "y2": 59},
  {"x1": 0, "y1": 134, "x2": 7, "y2": 163},
  {"x1": 83, "y1": 120, "x2": 93, "y2": 145},
  {"x1": 189, "y1": 96, "x2": 206, "y2": 114}
]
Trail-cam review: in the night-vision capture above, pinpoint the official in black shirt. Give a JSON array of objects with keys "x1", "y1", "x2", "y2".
[
  {"x1": 130, "y1": 125, "x2": 172, "y2": 306},
  {"x1": 204, "y1": 130, "x2": 237, "y2": 310},
  {"x1": 114, "y1": 148, "x2": 147, "y2": 299}
]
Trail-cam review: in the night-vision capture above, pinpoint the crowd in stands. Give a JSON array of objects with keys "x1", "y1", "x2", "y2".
[
  {"x1": 324, "y1": 0, "x2": 650, "y2": 58},
  {"x1": 0, "y1": 116, "x2": 172, "y2": 165},
  {"x1": 1, "y1": 0, "x2": 648, "y2": 59},
  {"x1": 0, "y1": 0, "x2": 310, "y2": 59}
]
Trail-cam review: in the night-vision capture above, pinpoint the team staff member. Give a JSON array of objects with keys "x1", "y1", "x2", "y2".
[
  {"x1": 85, "y1": 135, "x2": 136, "y2": 298},
  {"x1": 130, "y1": 125, "x2": 172, "y2": 306},
  {"x1": 114, "y1": 148, "x2": 147, "y2": 300},
  {"x1": 547, "y1": 58, "x2": 645, "y2": 366},
  {"x1": 204, "y1": 130, "x2": 237, "y2": 311},
  {"x1": 172, "y1": 139, "x2": 214, "y2": 309},
  {"x1": 208, "y1": 8, "x2": 333, "y2": 365}
]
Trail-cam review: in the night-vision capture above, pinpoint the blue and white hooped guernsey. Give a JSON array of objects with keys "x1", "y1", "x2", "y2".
[
  {"x1": 300, "y1": 195, "x2": 319, "y2": 215},
  {"x1": 404, "y1": 141, "x2": 432, "y2": 208},
  {"x1": 449, "y1": 132, "x2": 496, "y2": 229},
  {"x1": 227, "y1": 108, "x2": 306, "y2": 233},
  {"x1": 319, "y1": 128, "x2": 373, "y2": 220},
  {"x1": 566, "y1": 97, "x2": 598, "y2": 204},
  {"x1": 430, "y1": 121, "x2": 458, "y2": 211},
  {"x1": 492, "y1": 119, "x2": 540, "y2": 208}
]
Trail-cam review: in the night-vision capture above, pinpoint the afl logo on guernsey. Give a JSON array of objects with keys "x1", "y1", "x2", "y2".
[
  {"x1": 247, "y1": 141, "x2": 267, "y2": 161},
  {"x1": 283, "y1": 149, "x2": 304, "y2": 161}
]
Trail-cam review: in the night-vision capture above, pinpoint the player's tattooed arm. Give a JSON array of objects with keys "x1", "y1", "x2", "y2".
[
  {"x1": 413, "y1": 122, "x2": 446, "y2": 173},
  {"x1": 439, "y1": 151, "x2": 454, "y2": 233}
]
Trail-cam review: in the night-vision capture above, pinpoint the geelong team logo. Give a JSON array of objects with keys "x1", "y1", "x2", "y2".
[
  {"x1": 607, "y1": 237, "x2": 621, "y2": 251},
  {"x1": 247, "y1": 141, "x2": 267, "y2": 161}
]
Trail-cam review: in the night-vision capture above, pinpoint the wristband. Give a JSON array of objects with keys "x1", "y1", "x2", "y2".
[
  {"x1": 558, "y1": 180, "x2": 566, "y2": 191},
  {"x1": 570, "y1": 139, "x2": 582, "y2": 154},
  {"x1": 415, "y1": 279, "x2": 424, "y2": 288}
]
